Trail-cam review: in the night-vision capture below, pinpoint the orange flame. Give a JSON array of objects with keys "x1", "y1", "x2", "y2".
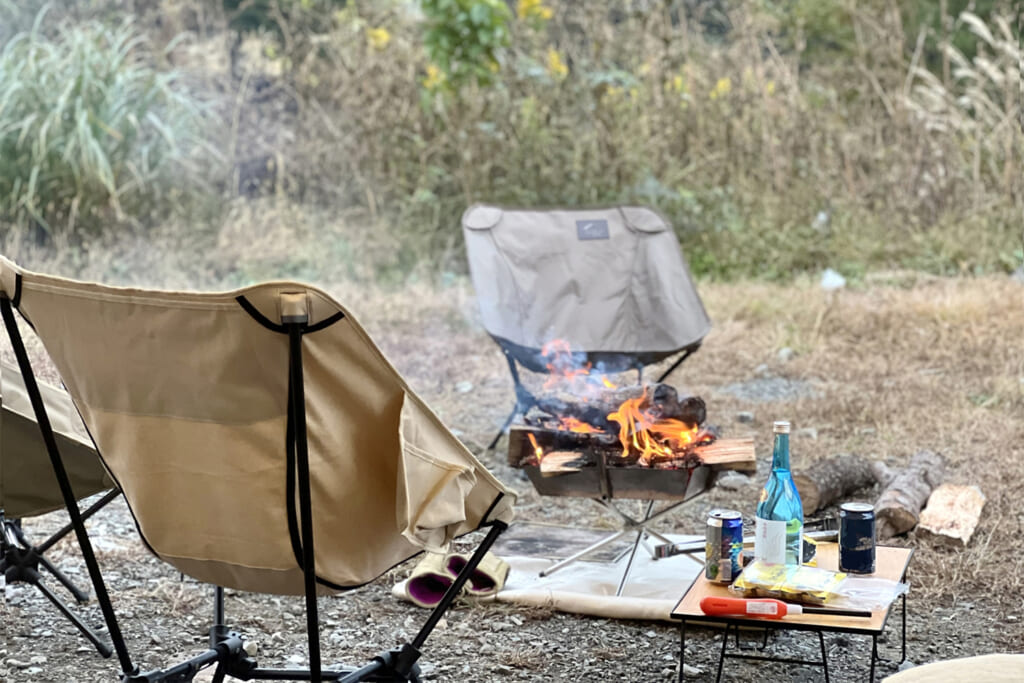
[
  {"x1": 606, "y1": 390, "x2": 698, "y2": 464},
  {"x1": 558, "y1": 416, "x2": 602, "y2": 433},
  {"x1": 527, "y1": 432, "x2": 544, "y2": 462}
]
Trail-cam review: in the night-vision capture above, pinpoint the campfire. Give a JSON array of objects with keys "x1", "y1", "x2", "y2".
[{"x1": 507, "y1": 341, "x2": 755, "y2": 500}]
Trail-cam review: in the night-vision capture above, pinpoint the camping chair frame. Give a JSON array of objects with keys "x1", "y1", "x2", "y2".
[
  {"x1": 1, "y1": 488, "x2": 120, "y2": 657},
  {"x1": 485, "y1": 338, "x2": 703, "y2": 452},
  {"x1": 1, "y1": 292, "x2": 507, "y2": 683}
]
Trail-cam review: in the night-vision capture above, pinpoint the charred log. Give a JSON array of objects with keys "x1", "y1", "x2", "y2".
[{"x1": 529, "y1": 383, "x2": 705, "y2": 432}]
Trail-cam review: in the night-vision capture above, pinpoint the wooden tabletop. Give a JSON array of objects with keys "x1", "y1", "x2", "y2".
[{"x1": 671, "y1": 544, "x2": 914, "y2": 635}]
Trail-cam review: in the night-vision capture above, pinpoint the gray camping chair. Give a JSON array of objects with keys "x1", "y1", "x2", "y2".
[
  {"x1": 461, "y1": 205, "x2": 711, "y2": 450},
  {"x1": 1, "y1": 360, "x2": 118, "y2": 656}
]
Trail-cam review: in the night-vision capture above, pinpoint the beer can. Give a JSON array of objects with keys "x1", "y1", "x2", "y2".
[
  {"x1": 705, "y1": 509, "x2": 744, "y2": 584},
  {"x1": 839, "y1": 502, "x2": 876, "y2": 574}
]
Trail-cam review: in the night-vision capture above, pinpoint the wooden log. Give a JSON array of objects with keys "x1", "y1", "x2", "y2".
[
  {"x1": 916, "y1": 484, "x2": 986, "y2": 547},
  {"x1": 531, "y1": 384, "x2": 705, "y2": 431},
  {"x1": 538, "y1": 451, "x2": 588, "y2": 476},
  {"x1": 874, "y1": 450, "x2": 945, "y2": 539},
  {"x1": 792, "y1": 454, "x2": 878, "y2": 515}
]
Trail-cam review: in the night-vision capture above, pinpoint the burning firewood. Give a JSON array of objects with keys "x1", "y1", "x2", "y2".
[{"x1": 528, "y1": 383, "x2": 705, "y2": 433}]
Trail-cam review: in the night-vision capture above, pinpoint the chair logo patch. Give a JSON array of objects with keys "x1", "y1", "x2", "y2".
[{"x1": 575, "y1": 219, "x2": 610, "y2": 241}]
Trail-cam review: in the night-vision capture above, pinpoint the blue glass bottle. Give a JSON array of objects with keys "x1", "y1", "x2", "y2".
[{"x1": 754, "y1": 420, "x2": 804, "y2": 565}]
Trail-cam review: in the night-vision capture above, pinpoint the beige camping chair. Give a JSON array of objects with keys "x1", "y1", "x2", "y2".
[
  {"x1": 1, "y1": 360, "x2": 118, "y2": 656},
  {"x1": 0, "y1": 256, "x2": 515, "y2": 683},
  {"x1": 461, "y1": 205, "x2": 711, "y2": 450}
]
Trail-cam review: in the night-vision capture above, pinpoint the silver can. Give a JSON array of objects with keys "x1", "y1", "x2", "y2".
[{"x1": 705, "y1": 509, "x2": 744, "y2": 584}]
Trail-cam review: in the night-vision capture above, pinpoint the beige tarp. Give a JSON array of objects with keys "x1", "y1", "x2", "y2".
[
  {"x1": 0, "y1": 361, "x2": 111, "y2": 519},
  {"x1": 462, "y1": 205, "x2": 710, "y2": 354},
  {"x1": 0, "y1": 256, "x2": 514, "y2": 595}
]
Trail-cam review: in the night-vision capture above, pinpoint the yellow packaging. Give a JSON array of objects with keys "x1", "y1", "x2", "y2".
[{"x1": 731, "y1": 560, "x2": 847, "y2": 605}]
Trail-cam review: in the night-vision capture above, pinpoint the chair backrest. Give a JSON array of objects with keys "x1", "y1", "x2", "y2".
[
  {"x1": 0, "y1": 257, "x2": 514, "y2": 595},
  {"x1": 0, "y1": 361, "x2": 111, "y2": 518},
  {"x1": 462, "y1": 205, "x2": 710, "y2": 363}
]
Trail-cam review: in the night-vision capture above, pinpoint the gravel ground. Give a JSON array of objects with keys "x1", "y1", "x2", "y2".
[{"x1": 4, "y1": 276, "x2": 1024, "y2": 682}]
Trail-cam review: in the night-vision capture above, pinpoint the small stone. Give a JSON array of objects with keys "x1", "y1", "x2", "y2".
[
  {"x1": 150, "y1": 634, "x2": 162, "y2": 645},
  {"x1": 796, "y1": 427, "x2": 818, "y2": 440},
  {"x1": 754, "y1": 364, "x2": 771, "y2": 377},
  {"x1": 5, "y1": 659, "x2": 30, "y2": 669},
  {"x1": 735, "y1": 411, "x2": 755, "y2": 424},
  {"x1": 243, "y1": 640, "x2": 259, "y2": 657},
  {"x1": 28, "y1": 656, "x2": 46, "y2": 665},
  {"x1": 455, "y1": 381, "x2": 473, "y2": 393},
  {"x1": 777, "y1": 347, "x2": 796, "y2": 362},
  {"x1": 25, "y1": 667, "x2": 43, "y2": 676},
  {"x1": 682, "y1": 663, "x2": 703, "y2": 677},
  {"x1": 898, "y1": 660, "x2": 917, "y2": 672},
  {"x1": 716, "y1": 471, "x2": 751, "y2": 491}
]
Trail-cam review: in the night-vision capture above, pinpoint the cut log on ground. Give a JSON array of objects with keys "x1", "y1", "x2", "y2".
[
  {"x1": 874, "y1": 450, "x2": 945, "y2": 539},
  {"x1": 916, "y1": 484, "x2": 986, "y2": 547},
  {"x1": 792, "y1": 454, "x2": 878, "y2": 515}
]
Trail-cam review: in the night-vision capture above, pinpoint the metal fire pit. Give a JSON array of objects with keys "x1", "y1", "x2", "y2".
[{"x1": 507, "y1": 425, "x2": 717, "y2": 594}]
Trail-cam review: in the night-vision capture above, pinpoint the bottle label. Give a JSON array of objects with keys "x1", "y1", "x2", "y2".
[
  {"x1": 754, "y1": 517, "x2": 787, "y2": 563},
  {"x1": 746, "y1": 601, "x2": 779, "y2": 616}
]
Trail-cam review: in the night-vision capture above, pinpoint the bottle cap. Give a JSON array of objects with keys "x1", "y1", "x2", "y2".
[{"x1": 773, "y1": 420, "x2": 791, "y2": 434}]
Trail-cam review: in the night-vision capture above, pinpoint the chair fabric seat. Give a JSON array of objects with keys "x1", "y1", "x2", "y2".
[
  {"x1": 1, "y1": 361, "x2": 111, "y2": 518},
  {"x1": 462, "y1": 205, "x2": 710, "y2": 357},
  {"x1": 0, "y1": 256, "x2": 514, "y2": 596}
]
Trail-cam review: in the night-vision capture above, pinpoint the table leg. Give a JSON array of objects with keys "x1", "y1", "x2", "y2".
[
  {"x1": 818, "y1": 631, "x2": 829, "y2": 683},
  {"x1": 715, "y1": 623, "x2": 730, "y2": 683},
  {"x1": 871, "y1": 635, "x2": 878, "y2": 682},
  {"x1": 900, "y1": 592, "x2": 908, "y2": 664},
  {"x1": 678, "y1": 621, "x2": 686, "y2": 683}
]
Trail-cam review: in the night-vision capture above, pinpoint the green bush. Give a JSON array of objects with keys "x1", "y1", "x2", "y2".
[{"x1": 0, "y1": 10, "x2": 217, "y2": 237}]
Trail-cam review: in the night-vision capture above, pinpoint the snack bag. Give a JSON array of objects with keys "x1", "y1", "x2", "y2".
[{"x1": 731, "y1": 561, "x2": 846, "y2": 605}]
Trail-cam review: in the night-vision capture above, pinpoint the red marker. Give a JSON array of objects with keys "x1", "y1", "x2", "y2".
[{"x1": 699, "y1": 596, "x2": 872, "y2": 619}]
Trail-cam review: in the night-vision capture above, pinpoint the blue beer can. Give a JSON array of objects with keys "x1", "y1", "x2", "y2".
[
  {"x1": 705, "y1": 509, "x2": 744, "y2": 584},
  {"x1": 839, "y1": 502, "x2": 876, "y2": 574}
]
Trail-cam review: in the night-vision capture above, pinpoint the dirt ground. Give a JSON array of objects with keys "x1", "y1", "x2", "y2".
[{"x1": 3, "y1": 271, "x2": 1024, "y2": 682}]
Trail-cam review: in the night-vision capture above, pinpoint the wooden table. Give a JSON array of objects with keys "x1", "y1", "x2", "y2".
[{"x1": 670, "y1": 544, "x2": 913, "y2": 682}]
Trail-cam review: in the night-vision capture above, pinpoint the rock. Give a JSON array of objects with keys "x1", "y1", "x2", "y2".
[
  {"x1": 777, "y1": 347, "x2": 796, "y2": 362},
  {"x1": 716, "y1": 471, "x2": 751, "y2": 491},
  {"x1": 735, "y1": 411, "x2": 755, "y2": 424},
  {"x1": 682, "y1": 663, "x2": 703, "y2": 676}
]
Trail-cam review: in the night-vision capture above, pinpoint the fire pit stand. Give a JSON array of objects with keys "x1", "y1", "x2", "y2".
[
  {"x1": 539, "y1": 496, "x2": 706, "y2": 596},
  {"x1": 507, "y1": 426, "x2": 753, "y2": 595}
]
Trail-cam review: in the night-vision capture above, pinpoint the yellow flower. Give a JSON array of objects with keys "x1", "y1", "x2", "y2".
[
  {"x1": 671, "y1": 75, "x2": 684, "y2": 93},
  {"x1": 765, "y1": 80, "x2": 776, "y2": 96},
  {"x1": 518, "y1": 0, "x2": 553, "y2": 21},
  {"x1": 547, "y1": 48, "x2": 568, "y2": 79},
  {"x1": 709, "y1": 76, "x2": 732, "y2": 100},
  {"x1": 366, "y1": 27, "x2": 391, "y2": 50},
  {"x1": 423, "y1": 64, "x2": 446, "y2": 90},
  {"x1": 638, "y1": 60, "x2": 652, "y2": 76},
  {"x1": 605, "y1": 86, "x2": 623, "y2": 99}
]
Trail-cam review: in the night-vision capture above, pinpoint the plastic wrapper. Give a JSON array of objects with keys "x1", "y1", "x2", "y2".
[{"x1": 731, "y1": 560, "x2": 909, "y2": 610}]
